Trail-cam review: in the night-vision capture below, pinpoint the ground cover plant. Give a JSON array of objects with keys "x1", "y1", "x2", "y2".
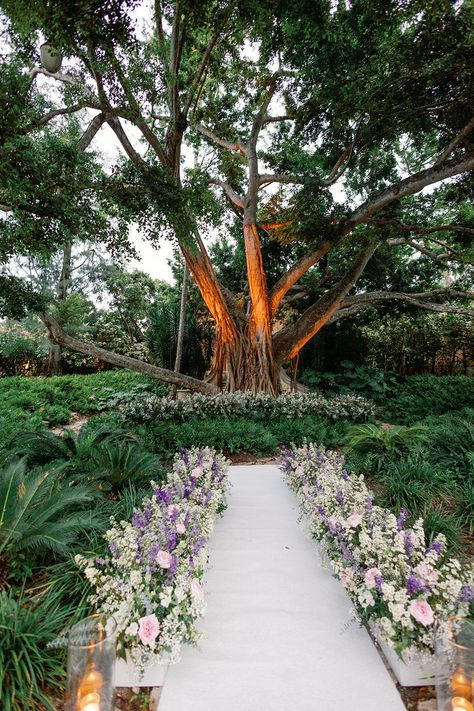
[{"x1": 0, "y1": 370, "x2": 168, "y2": 440}]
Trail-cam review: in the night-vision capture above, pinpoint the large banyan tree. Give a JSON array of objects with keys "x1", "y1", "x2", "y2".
[{"x1": 0, "y1": 0, "x2": 473, "y2": 393}]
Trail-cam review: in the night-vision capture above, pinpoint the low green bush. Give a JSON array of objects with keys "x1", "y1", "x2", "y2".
[
  {"x1": 9, "y1": 425, "x2": 165, "y2": 492},
  {"x1": 0, "y1": 370, "x2": 168, "y2": 440},
  {"x1": 344, "y1": 422, "x2": 429, "y2": 454},
  {"x1": 418, "y1": 408, "x2": 474, "y2": 474},
  {"x1": 138, "y1": 415, "x2": 350, "y2": 460},
  {"x1": 0, "y1": 459, "x2": 99, "y2": 570},
  {"x1": 378, "y1": 375, "x2": 474, "y2": 423},
  {"x1": 301, "y1": 362, "x2": 397, "y2": 398}
]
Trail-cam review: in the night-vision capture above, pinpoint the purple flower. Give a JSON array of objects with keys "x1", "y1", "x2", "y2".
[
  {"x1": 458, "y1": 585, "x2": 474, "y2": 603},
  {"x1": 374, "y1": 574, "x2": 384, "y2": 594},
  {"x1": 132, "y1": 507, "x2": 152, "y2": 531},
  {"x1": 179, "y1": 448, "x2": 189, "y2": 465},
  {"x1": 427, "y1": 540, "x2": 443, "y2": 556},
  {"x1": 342, "y1": 469, "x2": 349, "y2": 481},
  {"x1": 167, "y1": 555, "x2": 178, "y2": 577},
  {"x1": 335, "y1": 490, "x2": 345, "y2": 506},
  {"x1": 167, "y1": 531, "x2": 177, "y2": 551},
  {"x1": 406, "y1": 575, "x2": 426, "y2": 596},
  {"x1": 193, "y1": 536, "x2": 206, "y2": 555},
  {"x1": 396, "y1": 508, "x2": 409, "y2": 531},
  {"x1": 316, "y1": 505, "x2": 326, "y2": 516},
  {"x1": 404, "y1": 530, "x2": 414, "y2": 559},
  {"x1": 95, "y1": 557, "x2": 105, "y2": 565},
  {"x1": 154, "y1": 488, "x2": 172, "y2": 505}
]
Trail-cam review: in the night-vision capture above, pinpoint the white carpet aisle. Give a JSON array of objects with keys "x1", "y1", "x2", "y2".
[{"x1": 159, "y1": 465, "x2": 405, "y2": 711}]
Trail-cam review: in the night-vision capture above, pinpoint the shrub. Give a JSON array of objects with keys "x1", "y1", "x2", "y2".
[
  {"x1": 344, "y1": 423, "x2": 428, "y2": 454},
  {"x1": 0, "y1": 371, "x2": 168, "y2": 441},
  {"x1": 120, "y1": 391, "x2": 375, "y2": 425},
  {"x1": 301, "y1": 362, "x2": 397, "y2": 398},
  {"x1": 376, "y1": 456, "x2": 452, "y2": 513},
  {"x1": 9, "y1": 425, "x2": 163, "y2": 492},
  {"x1": 419, "y1": 409, "x2": 474, "y2": 474},
  {"x1": 88, "y1": 441, "x2": 164, "y2": 491},
  {"x1": 419, "y1": 505, "x2": 462, "y2": 555},
  {"x1": 0, "y1": 459, "x2": 98, "y2": 565},
  {"x1": 141, "y1": 418, "x2": 277, "y2": 459},
  {"x1": 0, "y1": 588, "x2": 68, "y2": 711},
  {"x1": 378, "y1": 375, "x2": 474, "y2": 423},
  {"x1": 454, "y1": 479, "x2": 474, "y2": 534}
]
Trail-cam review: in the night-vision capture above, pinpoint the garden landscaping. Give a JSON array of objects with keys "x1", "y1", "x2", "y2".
[{"x1": 0, "y1": 371, "x2": 473, "y2": 709}]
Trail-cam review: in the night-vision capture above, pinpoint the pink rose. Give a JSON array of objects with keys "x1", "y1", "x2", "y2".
[
  {"x1": 347, "y1": 513, "x2": 362, "y2": 528},
  {"x1": 414, "y1": 563, "x2": 439, "y2": 586},
  {"x1": 191, "y1": 466, "x2": 203, "y2": 478},
  {"x1": 138, "y1": 614, "x2": 160, "y2": 647},
  {"x1": 364, "y1": 567, "x2": 381, "y2": 589},
  {"x1": 156, "y1": 550, "x2": 172, "y2": 569},
  {"x1": 176, "y1": 522, "x2": 186, "y2": 534},
  {"x1": 409, "y1": 599, "x2": 434, "y2": 627},
  {"x1": 190, "y1": 579, "x2": 204, "y2": 599}
]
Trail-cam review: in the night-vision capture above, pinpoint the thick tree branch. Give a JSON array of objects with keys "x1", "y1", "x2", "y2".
[
  {"x1": 329, "y1": 289, "x2": 474, "y2": 322},
  {"x1": 209, "y1": 179, "x2": 245, "y2": 209},
  {"x1": 21, "y1": 102, "x2": 90, "y2": 134},
  {"x1": 373, "y1": 218, "x2": 474, "y2": 237},
  {"x1": 106, "y1": 116, "x2": 149, "y2": 169},
  {"x1": 269, "y1": 241, "x2": 331, "y2": 317},
  {"x1": 434, "y1": 117, "x2": 474, "y2": 166},
  {"x1": 345, "y1": 150, "x2": 474, "y2": 232},
  {"x1": 39, "y1": 312, "x2": 217, "y2": 394},
  {"x1": 28, "y1": 67, "x2": 98, "y2": 102},
  {"x1": 183, "y1": 5, "x2": 232, "y2": 116},
  {"x1": 77, "y1": 112, "x2": 106, "y2": 152},
  {"x1": 258, "y1": 174, "x2": 305, "y2": 188},
  {"x1": 273, "y1": 243, "x2": 378, "y2": 362},
  {"x1": 192, "y1": 123, "x2": 247, "y2": 154},
  {"x1": 263, "y1": 115, "x2": 295, "y2": 124}
]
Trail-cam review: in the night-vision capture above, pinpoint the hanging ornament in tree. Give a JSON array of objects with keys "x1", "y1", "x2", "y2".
[{"x1": 40, "y1": 42, "x2": 62, "y2": 73}]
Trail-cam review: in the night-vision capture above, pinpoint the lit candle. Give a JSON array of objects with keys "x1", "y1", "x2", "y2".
[
  {"x1": 78, "y1": 691, "x2": 101, "y2": 711},
  {"x1": 452, "y1": 698, "x2": 474, "y2": 711},
  {"x1": 78, "y1": 668, "x2": 103, "y2": 696},
  {"x1": 451, "y1": 669, "x2": 472, "y2": 701}
]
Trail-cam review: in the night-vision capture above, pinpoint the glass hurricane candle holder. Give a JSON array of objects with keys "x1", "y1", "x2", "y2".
[
  {"x1": 65, "y1": 614, "x2": 117, "y2": 711},
  {"x1": 436, "y1": 616, "x2": 474, "y2": 711}
]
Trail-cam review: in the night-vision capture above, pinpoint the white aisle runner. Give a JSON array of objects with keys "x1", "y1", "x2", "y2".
[{"x1": 159, "y1": 465, "x2": 405, "y2": 711}]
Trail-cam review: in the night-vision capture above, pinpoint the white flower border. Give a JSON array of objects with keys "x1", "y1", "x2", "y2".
[{"x1": 117, "y1": 391, "x2": 375, "y2": 424}]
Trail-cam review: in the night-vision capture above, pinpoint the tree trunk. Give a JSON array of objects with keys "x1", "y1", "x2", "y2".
[
  {"x1": 210, "y1": 321, "x2": 280, "y2": 395},
  {"x1": 170, "y1": 262, "x2": 188, "y2": 399},
  {"x1": 46, "y1": 240, "x2": 72, "y2": 375}
]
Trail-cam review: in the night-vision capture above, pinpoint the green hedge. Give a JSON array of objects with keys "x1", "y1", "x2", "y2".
[
  {"x1": 378, "y1": 375, "x2": 474, "y2": 423},
  {"x1": 137, "y1": 415, "x2": 350, "y2": 460}
]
